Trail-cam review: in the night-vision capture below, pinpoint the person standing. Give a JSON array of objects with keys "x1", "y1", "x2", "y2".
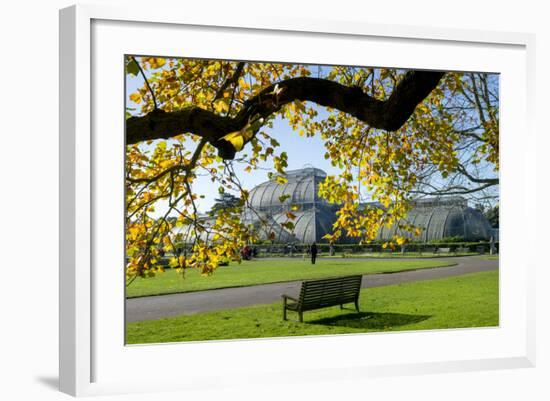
[{"x1": 310, "y1": 242, "x2": 318, "y2": 265}]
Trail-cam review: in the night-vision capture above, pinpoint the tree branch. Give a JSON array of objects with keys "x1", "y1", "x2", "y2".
[
  {"x1": 409, "y1": 182, "x2": 496, "y2": 196},
  {"x1": 213, "y1": 62, "x2": 245, "y2": 102},
  {"x1": 131, "y1": 56, "x2": 158, "y2": 110},
  {"x1": 456, "y1": 164, "x2": 499, "y2": 185},
  {"x1": 126, "y1": 70, "x2": 445, "y2": 159}
]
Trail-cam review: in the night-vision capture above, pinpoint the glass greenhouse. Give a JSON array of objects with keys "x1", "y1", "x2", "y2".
[
  {"x1": 174, "y1": 167, "x2": 495, "y2": 244},
  {"x1": 242, "y1": 167, "x2": 494, "y2": 244}
]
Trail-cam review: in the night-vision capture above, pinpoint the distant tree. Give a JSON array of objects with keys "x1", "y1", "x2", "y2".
[
  {"x1": 485, "y1": 204, "x2": 499, "y2": 228},
  {"x1": 475, "y1": 203, "x2": 498, "y2": 228},
  {"x1": 474, "y1": 203, "x2": 486, "y2": 214},
  {"x1": 209, "y1": 193, "x2": 241, "y2": 215}
]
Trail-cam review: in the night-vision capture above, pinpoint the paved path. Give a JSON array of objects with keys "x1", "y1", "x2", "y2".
[{"x1": 126, "y1": 256, "x2": 498, "y2": 323}]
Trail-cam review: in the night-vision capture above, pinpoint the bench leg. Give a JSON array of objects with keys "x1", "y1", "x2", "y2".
[
  {"x1": 299, "y1": 311, "x2": 303, "y2": 323},
  {"x1": 283, "y1": 306, "x2": 287, "y2": 321},
  {"x1": 340, "y1": 304, "x2": 343, "y2": 309},
  {"x1": 354, "y1": 300, "x2": 360, "y2": 313}
]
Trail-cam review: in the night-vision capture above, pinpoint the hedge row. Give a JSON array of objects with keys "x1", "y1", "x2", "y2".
[{"x1": 248, "y1": 241, "x2": 498, "y2": 255}]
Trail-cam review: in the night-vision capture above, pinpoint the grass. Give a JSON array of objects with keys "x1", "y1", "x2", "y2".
[
  {"x1": 126, "y1": 270, "x2": 499, "y2": 344},
  {"x1": 126, "y1": 258, "x2": 456, "y2": 298}
]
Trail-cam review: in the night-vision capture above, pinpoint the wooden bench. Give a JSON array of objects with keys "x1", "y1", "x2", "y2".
[
  {"x1": 282, "y1": 275, "x2": 362, "y2": 322},
  {"x1": 419, "y1": 247, "x2": 436, "y2": 256}
]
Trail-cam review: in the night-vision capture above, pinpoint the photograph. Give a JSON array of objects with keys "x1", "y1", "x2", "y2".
[{"x1": 124, "y1": 55, "x2": 500, "y2": 345}]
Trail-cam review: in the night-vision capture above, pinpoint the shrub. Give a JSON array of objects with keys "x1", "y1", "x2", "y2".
[{"x1": 430, "y1": 236, "x2": 465, "y2": 244}]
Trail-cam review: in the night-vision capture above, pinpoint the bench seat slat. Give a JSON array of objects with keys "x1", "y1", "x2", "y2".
[
  {"x1": 301, "y1": 284, "x2": 360, "y2": 292},
  {"x1": 301, "y1": 291, "x2": 358, "y2": 298},
  {"x1": 302, "y1": 281, "x2": 362, "y2": 289}
]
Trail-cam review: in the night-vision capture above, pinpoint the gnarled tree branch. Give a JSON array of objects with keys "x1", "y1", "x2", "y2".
[{"x1": 126, "y1": 70, "x2": 445, "y2": 159}]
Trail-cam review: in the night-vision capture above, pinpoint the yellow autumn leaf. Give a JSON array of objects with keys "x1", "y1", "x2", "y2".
[
  {"x1": 129, "y1": 93, "x2": 142, "y2": 104},
  {"x1": 145, "y1": 57, "x2": 166, "y2": 69},
  {"x1": 222, "y1": 131, "x2": 244, "y2": 151},
  {"x1": 214, "y1": 99, "x2": 229, "y2": 114}
]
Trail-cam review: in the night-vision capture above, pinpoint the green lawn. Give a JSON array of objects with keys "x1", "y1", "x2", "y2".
[
  {"x1": 126, "y1": 258, "x2": 455, "y2": 298},
  {"x1": 126, "y1": 270, "x2": 499, "y2": 344}
]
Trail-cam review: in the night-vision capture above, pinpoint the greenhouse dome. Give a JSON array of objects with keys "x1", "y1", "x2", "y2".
[
  {"x1": 375, "y1": 198, "x2": 494, "y2": 242},
  {"x1": 243, "y1": 168, "x2": 494, "y2": 244},
  {"x1": 247, "y1": 167, "x2": 330, "y2": 213},
  {"x1": 241, "y1": 167, "x2": 341, "y2": 244},
  {"x1": 242, "y1": 207, "x2": 339, "y2": 245}
]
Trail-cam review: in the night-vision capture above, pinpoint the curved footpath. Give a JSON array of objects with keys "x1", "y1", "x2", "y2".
[{"x1": 126, "y1": 256, "x2": 498, "y2": 323}]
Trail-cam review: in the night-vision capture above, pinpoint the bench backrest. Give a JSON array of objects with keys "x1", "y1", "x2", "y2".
[{"x1": 298, "y1": 275, "x2": 362, "y2": 310}]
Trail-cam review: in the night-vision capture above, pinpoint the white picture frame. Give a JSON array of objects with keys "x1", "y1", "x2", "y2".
[{"x1": 59, "y1": 4, "x2": 536, "y2": 397}]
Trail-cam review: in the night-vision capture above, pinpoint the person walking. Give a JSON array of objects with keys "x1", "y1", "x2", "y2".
[{"x1": 310, "y1": 242, "x2": 318, "y2": 265}]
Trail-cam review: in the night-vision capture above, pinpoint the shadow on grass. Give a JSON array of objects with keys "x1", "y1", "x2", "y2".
[{"x1": 308, "y1": 311, "x2": 431, "y2": 330}]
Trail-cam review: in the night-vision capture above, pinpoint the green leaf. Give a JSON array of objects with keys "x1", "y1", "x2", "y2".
[
  {"x1": 279, "y1": 194, "x2": 291, "y2": 202},
  {"x1": 282, "y1": 221, "x2": 295, "y2": 230},
  {"x1": 126, "y1": 59, "x2": 140, "y2": 76}
]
